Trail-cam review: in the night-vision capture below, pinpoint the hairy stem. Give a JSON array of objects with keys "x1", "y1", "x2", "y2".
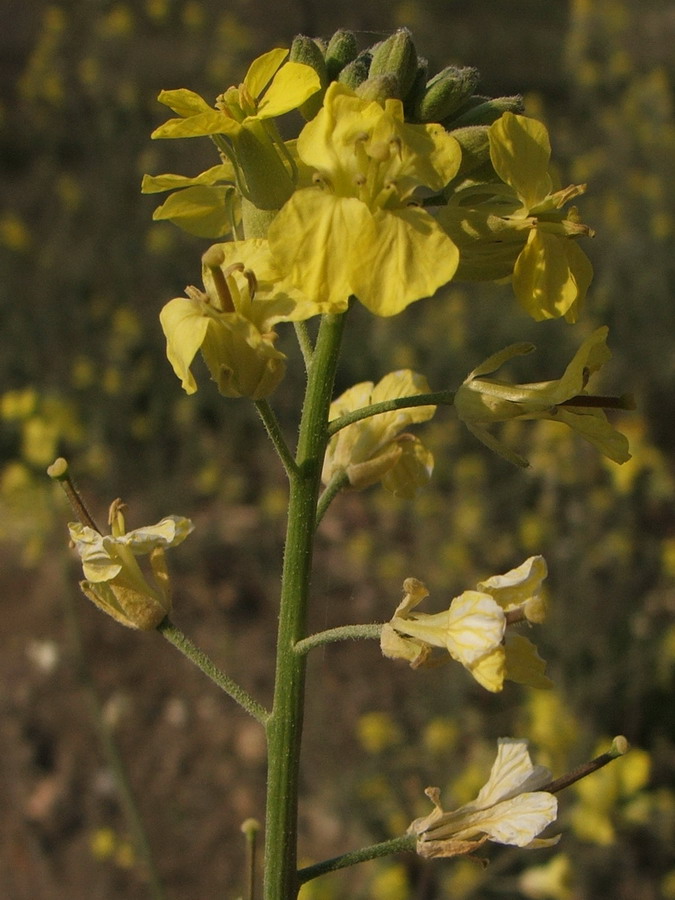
[
  {"x1": 157, "y1": 618, "x2": 269, "y2": 725},
  {"x1": 263, "y1": 312, "x2": 346, "y2": 900}
]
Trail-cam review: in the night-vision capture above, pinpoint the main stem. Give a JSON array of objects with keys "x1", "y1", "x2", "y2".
[{"x1": 263, "y1": 312, "x2": 346, "y2": 900}]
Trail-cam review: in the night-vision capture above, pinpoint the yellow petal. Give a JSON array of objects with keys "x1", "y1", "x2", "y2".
[
  {"x1": 243, "y1": 48, "x2": 288, "y2": 100},
  {"x1": 156, "y1": 88, "x2": 212, "y2": 117},
  {"x1": 141, "y1": 164, "x2": 235, "y2": 194},
  {"x1": 151, "y1": 110, "x2": 238, "y2": 139},
  {"x1": 489, "y1": 113, "x2": 553, "y2": 210},
  {"x1": 159, "y1": 297, "x2": 210, "y2": 394},
  {"x1": 268, "y1": 191, "x2": 362, "y2": 311},
  {"x1": 513, "y1": 229, "x2": 584, "y2": 321},
  {"x1": 258, "y1": 61, "x2": 321, "y2": 118},
  {"x1": 381, "y1": 436, "x2": 433, "y2": 498},
  {"x1": 504, "y1": 634, "x2": 552, "y2": 689},
  {"x1": 152, "y1": 185, "x2": 235, "y2": 238},
  {"x1": 350, "y1": 208, "x2": 459, "y2": 315}
]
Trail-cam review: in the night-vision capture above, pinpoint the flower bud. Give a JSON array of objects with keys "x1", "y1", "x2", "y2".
[
  {"x1": 325, "y1": 29, "x2": 358, "y2": 81},
  {"x1": 338, "y1": 54, "x2": 371, "y2": 91},
  {"x1": 368, "y1": 28, "x2": 418, "y2": 100},
  {"x1": 415, "y1": 65, "x2": 480, "y2": 123},
  {"x1": 448, "y1": 94, "x2": 524, "y2": 129},
  {"x1": 403, "y1": 57, "x2": 428, "y2": 118},
  {"x1": 448, "y1": 125, "x2": 491, "y2": 178},
  {"x1": 290, "y1": 35, "x2": 327, "y2": 119},
  {"x1": 355, "y1": 73, "x2": 399, "y2": 104}
]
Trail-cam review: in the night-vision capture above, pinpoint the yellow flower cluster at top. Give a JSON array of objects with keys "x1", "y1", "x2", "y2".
[{"x1": 144, "y1": 30, "x2": 598, "y2": 392}]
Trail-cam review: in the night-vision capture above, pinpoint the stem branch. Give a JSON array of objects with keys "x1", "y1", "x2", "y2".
[{"x1": 157, "y1": 618, "x2": 269, "y2": 725}]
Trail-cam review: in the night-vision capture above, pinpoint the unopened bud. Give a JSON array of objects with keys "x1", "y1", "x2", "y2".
[
  {"x1": 356, "y1": 74, "x2": 400, "y2": 104},
  {"x1": 368, "y1": 28, "x2": 418, "y2": 100},
  {"x1": 448, "y1": 94, "x2": 524, "y2": 129},
  {"x1": 403, "y1": 58, "x2": 429, "y2": 118},
  {"x1": 415, "y1": 65, "x2": 480, "y2": 123},
  {"x1": 290, "y1": 35, "x2": 327, "y2": 120},
  {"x1": 338, "y1": 54, "x2": 371, "y2": 91},
  {"x1": 325, "y1": 29, "x2": 358, "y2": 81},
  {"x1": 449, "y1": 125, "x2": 491, "y2": 178}
]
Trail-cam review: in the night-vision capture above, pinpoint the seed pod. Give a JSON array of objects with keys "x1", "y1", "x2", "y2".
[
  {"x1": 368, "y1": 28, "x2": 418, "y2": 99},
  {"x1": 415, "y1": 66, "x2": 480, "y2": 122},
  {"x1": 325, "y1": 29, "x2": 358, "y2": 81}
]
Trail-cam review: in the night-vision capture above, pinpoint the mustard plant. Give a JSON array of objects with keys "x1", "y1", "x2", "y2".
[{"x1": 50, "y1": 28, "x2": 634, "y2": 899}]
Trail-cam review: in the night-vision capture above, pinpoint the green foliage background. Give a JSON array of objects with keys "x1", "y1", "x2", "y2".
[{"x1": 1, "y1": 1, "x2": 674, "y2": 898}]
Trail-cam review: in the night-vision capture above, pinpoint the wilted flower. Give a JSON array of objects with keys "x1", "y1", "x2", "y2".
[
  {"x1": 160, "y1": 240, "x2": 326, "y2": 399},
  {"x1": 454, "y1": 326, "x2": 632, "y2": 467},
  {"x1": 409, "y1": 738, "x2": 559, "y2": 858},
  {"x1": 322, "y1": 370, "x2": 436, "y2": 497},
  {"x1": 381, "y1": 556, "x2": 551, "y2": 691},
  {"x1": 68, "y1": 499, "x2": 193, "y2": 630},
  {"x1": 268, "y1": 82, "x2": 462, "y2": 315}
]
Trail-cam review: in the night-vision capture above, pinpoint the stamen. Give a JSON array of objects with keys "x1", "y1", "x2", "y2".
[{"x1": 202, "y1": 246, "x2": 235, "y2": 313}]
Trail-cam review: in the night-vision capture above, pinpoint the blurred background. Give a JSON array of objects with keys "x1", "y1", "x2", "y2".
[{"x1": 1, "y1": 1, "x2": 674, "y2": 897}]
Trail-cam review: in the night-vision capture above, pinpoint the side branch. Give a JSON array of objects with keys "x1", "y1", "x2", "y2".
[
  {"x1": 297, "y1": 834, "x2": 416, "y2": 884},
  {"x1": 327, "y1": 390, "x2": 455, "y2": 437},
  {"x1": 294, "y1": 623, "x2": 382, "y2": 656},
  {"x1": 255, "y1": 399, "x2": 299, "y2": 478},
  {"x1": 157, "y1": 618, "x2": 269, "y2": 725}
]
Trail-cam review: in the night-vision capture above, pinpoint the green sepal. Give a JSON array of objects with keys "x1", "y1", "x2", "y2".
[
  {"x1": 325, "y1": 29, "x2": 358, "y2": 81},
  {"x1": 290, "y1": 35, "x2": 327, "y2": 119},
  {"x1": 447, "y1": 95, "x2": 524, "y2": 129},
  {"x1": 367, "y1": 28, "x2": 418, "y2": 100},
  {"x1": 415, "y1": 66, "x2": 480, "y2": 123}
]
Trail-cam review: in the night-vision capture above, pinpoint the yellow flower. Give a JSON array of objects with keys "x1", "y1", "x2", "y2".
[
  {"x1": 381, "y1": 556, "x2": 551, "y2": 691},
  {"x1": 454, "y1": 326, "x2": 631, "y2": 467},
  {"x1": 160, "y1": 239, "x2": 325, "y2": 399},
  {"x1": 409, "y1": 738, "x2": 559, "y2": 858},
  {"x1": 440, "y1": 113, "x2": 593, "y2": 321},
  {"x1": 151, "y1": 49, "x2": 321, "y2": 208},
  {"x1": 68, "y1": 500, "x2": 193, "y2": 630},
  {"x1": 322, "y1": 370, "x2": 436, "y2": 498},
  {"x1": 268, "y1": 82, "x2": 462, "y2": 315}
]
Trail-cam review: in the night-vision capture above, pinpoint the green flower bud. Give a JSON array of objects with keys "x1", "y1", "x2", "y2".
[
  {"x1": 449, "y1": 125, "x2": 491, "y2": 178},
  {"x1": 403, "y1": 57, "x2": 428, "y2": 118},
  {"x1": 447, "y1": 94, "x2": 524, "y2": 129},
  {"x1": 368, "y1": 28, "x2": 418, "y2": 100},
  {"x1": 415, "y1": 65, "x2": 480, "y2": 123},
  {"x1": 356, "y1": 74, "x2": 400, "y2": 104},
  {"x1": 290, "y1": 35, "x2": 327, "y2": 120},
  {"x1": 338, "y1": 54, "x2": 371, "y2": 91},
  {"x1": 325, "y1": 29, "x2": 358, "y2": 81}
]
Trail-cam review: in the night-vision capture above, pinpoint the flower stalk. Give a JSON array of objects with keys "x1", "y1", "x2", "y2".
[{"x1": 263, "y1": 311, "x2": 346, "y2": 900}]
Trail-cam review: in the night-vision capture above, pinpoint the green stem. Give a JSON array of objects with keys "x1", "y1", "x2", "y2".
[
  {"x1": 157, "y1": 618, "x2": 269, "y2": 726},
  {"x1": 255, "y1": 399, "x2": 299, "y2": 478},
  {"x1": 263, "y1": 312, "x2": 347, "y2": 900},
  {"x1": 62, "y1": 588, "x2": 166, "y2": 900},
  {"x1": 294, "y1": 623, "x2": 382, "y2": 656},
  {"x1": 327, "y1": 389, "x2": 455, "y2": 437},
  {"x1": 293, "y1": 320, "x2": 314, "y2": 371},
  {"x1": 297, "y1": 834, "x2": 416, "y2": 884},
  {"x1": 315, "y1": 471, "x2": 350, "y2": 526}
]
